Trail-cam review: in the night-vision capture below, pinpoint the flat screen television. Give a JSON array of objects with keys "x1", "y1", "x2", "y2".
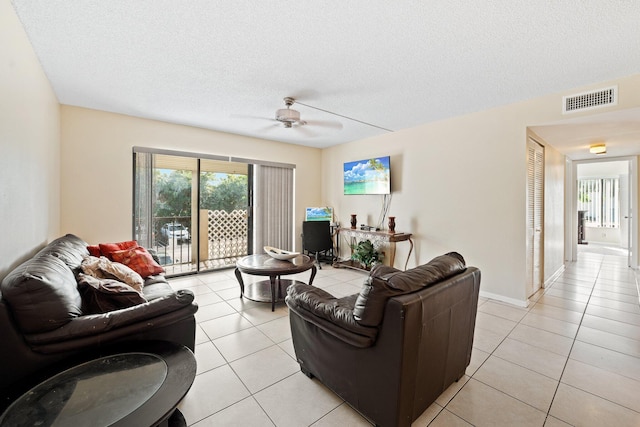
[{"x1": 343, "y1": 156, "x2": 391, "y2": 195}]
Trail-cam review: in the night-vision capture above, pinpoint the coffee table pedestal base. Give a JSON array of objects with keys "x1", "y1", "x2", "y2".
[{"x1": 243, "y1": 279, "x2": 306, "y2": 310}]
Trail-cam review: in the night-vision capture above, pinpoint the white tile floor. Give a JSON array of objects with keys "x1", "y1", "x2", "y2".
[{"x1": 173, "y1": 250, "x2": 640, "y2": 426}]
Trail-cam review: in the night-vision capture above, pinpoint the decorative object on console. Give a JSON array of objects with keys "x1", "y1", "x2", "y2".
[
  {"x1": 350, "y1": 214, "x2": 357, "y2": 229},
  {"x1": 388, "y1": 216, "x2": 396, "y2": 232},
  {"x1": 334, "y1": 228, "x2": 413, "y2": 271},
  {"x1": 264, "y1": 246, "x2": 300, "y2": 261},
  {"x1": 350, "y1": 239, "x2": 382, "y2": 269}
]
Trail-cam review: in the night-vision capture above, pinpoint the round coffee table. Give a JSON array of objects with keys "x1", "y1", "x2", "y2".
[
  {"x1": 235, "y1": 254, "x2": 317, "y2": 311},
  {"x1": 0, "y1": 341, "x2": 195, "y2": 427}
]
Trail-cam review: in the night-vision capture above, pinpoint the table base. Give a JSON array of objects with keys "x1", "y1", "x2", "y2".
[{"x1": 243, "y1": 279, "x2": 306, "y2": 309}]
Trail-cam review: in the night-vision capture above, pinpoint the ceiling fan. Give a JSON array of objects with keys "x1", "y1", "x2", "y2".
[
  {"x1": 276, "y1": 97, "x2": 307, "y2": 128},
  {"x1": 232, "y1": 97, "x2": 342, "y2": 136},
  {"x1": 276, "y1": 96, "x2": 393, "y2": 132},
  {"x1": 235, "y1": 96, "x2": 393, "y2": 134},
  {"x1": 270, "y1": 97, "x2": 345, "y2": 133}
]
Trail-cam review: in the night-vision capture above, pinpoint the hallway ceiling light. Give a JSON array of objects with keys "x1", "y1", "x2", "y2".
[{"x1": 589, "y1": 143, "x2": 607, "y2": 155}]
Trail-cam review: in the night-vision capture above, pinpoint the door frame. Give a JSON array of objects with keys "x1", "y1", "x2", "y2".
[{"x1": 566, "y1": 156, "x2": 638, "y2": 267}]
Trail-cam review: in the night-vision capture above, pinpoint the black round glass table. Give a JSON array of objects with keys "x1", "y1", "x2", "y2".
[{"x1": 0, "y1": 342, "x2": 195, "y2": 427}]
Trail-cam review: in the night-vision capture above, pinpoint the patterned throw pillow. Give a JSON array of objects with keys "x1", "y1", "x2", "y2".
[
  {"x1": 99, "y1": 240, "x2": 138, "y2": 260},
  {"x1": 81, "y1": 256, "x2": 145, "y2": 292},
  {"x1": 110, "y1": 246, "x2": 165, "y2": 278}
]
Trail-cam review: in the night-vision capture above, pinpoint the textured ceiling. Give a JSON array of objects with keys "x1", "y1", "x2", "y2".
[{"x1": 11, "y1": 1, "x2": 640, "y2": 151}]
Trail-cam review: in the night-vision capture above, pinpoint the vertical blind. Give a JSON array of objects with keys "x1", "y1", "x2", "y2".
[
  {"x1": 133, "y1": 151, "x2": 154, "y2": 248},
  {"x1": 577, "y1": 178, "x2": 619, "y2": 227},
  {"x1": 253, "y1": 165, "x2": 294, "y2": 251}
]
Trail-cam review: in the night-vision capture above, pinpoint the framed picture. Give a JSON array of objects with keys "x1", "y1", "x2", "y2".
[{"x1": 305, "y1": 207, "x2": 333, "y2": 222}]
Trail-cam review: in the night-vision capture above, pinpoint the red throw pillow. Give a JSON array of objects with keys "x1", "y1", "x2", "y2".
[
  {"x1": 87, "y1": 245, "x2": 102, "y2": 257},
  {"x1": 99, "y1": 240, "x2": 138, "y2": 260},
  {"x1": 110, "y1": 246, "x2": 164, "y2": 278}
]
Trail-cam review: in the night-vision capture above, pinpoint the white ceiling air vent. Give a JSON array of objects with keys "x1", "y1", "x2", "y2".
[{"x1": 562, "y1": 85, "x2": 617, "y2": 114}]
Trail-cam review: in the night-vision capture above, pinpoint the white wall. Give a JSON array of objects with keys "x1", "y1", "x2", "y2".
[
  {"x1": 584, "y1": 226, "x2": 621, "y2": 244},
  {"x1": 0, "y1": 0, "x2": 60, "y2": 281},
  {"x1": 322, "y1": 74, "x2": 640, "y2": 306},
  {"x1": 60, "y1": 106, "x2": 322, "y2": 249}
]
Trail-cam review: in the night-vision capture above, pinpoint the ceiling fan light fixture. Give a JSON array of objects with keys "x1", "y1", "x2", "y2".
[
  {"x1": 276, "y1": 107, "x2": 301, "y2": 123},
  {"x1": 589, "y1": 143, "x2": 606, "y2": 155}
]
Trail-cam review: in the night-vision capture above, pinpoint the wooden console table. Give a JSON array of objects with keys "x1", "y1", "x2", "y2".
[{"x1": 334, "y1": 228, "x2": 413, "y2": 271}]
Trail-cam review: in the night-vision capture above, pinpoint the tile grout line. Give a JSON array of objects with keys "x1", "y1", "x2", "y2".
[
  {"x1": 542, "y1": 255, "x2": 619, "y2": 424},
  {"x1": 436, "y1": 298, "x2": 532, "y2": 425}
]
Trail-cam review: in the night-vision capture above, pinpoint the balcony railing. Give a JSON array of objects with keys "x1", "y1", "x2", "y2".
[{"x1": 151, "y1": 210, "x2": 248, "y2": 275}]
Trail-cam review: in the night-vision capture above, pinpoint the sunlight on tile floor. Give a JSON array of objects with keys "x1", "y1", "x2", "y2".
[{"x1": 173, "y1": 249, "x2": 640, "y2": 426}]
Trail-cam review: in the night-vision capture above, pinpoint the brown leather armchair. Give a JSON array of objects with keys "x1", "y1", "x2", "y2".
[
  {"x1": 0, "y1": 234, "x2": 198, "y2": 399},
  {"x1": 286, "y1": 252, "x2": 481, "y2": 427}
]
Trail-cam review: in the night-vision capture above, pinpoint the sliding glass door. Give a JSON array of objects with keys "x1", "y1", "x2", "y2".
[
  {"x1": 198, "y1": 159, "x2": 251, "y2": 270},
  {"x1": 133, "y1": 150, "x2": 251, "y2": 275},
  {"x1": 134, "y1": 147, "x2": 295, "y2": 277}
]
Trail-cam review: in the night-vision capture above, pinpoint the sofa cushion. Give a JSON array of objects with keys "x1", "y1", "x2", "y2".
[
  {"x1": 99, "y1": 240, "x2": 138, "y2": 260},
  {"x1": 23, "y1": 289, "x2": 197, "y2": 348},
  {"x1": 110, "y1": 246, "x2": 165, "y2": 278},
  {"x1": 81, "y1": 256, "x2": 145, "y2": 292},
  {"x1": 1, "y1": 254, "x2": 83, "y2": 334},
  {"x1": 353, "y1": 252, "x2": 467, "y2": 327},
  {"x1": 77, "y1": 274, "x2": 147, "y2": 314},
  {"x1": 286, "y1": 284, "x2": 379, "y2": 347}
]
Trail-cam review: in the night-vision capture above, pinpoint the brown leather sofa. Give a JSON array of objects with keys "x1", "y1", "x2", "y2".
[
  {"x1": 286, "y1": 252, "x2": 480, "y2": 427},
  {"x1": 0, "y1": 234, "x2": 198, "y2": 398}
]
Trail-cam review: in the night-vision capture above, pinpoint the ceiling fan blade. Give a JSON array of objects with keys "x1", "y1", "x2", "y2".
[
  {"x1": 230, "y1": 114, "x2": 274, "y2": 122},
  {"x1": 304, "y1": 119, "x2": 343, "y2": 130},
  {"x1": 258, "y1": 123, "x2": 282, "y2": 132},
  {"x1": 294, "y1": 126, "x2": 318, "y2": 138}
]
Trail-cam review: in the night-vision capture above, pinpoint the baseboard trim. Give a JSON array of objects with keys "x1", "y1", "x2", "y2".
[
  {"x1": 544, "y1": 264, "x2": 565, "y2": 287},
  {"x1": 479, "y1": 290, "x2": 529, "y2": 308}
]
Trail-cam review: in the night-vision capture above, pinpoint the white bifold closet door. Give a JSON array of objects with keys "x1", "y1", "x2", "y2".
[{"x1": 526, "y1": 138, "x2": 544, "y2": 297}]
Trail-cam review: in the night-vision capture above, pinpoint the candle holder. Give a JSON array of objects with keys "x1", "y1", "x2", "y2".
[{"x1": 350, "y1": 214, "x2": 357, "y2": 229}]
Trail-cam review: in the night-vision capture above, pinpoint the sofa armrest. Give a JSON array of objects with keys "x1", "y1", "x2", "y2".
[
  {"x1": 285, "y1": 283, "x2": 378, "y2": 346},
  {"x1": 24, "y1": 289, "x2": 196, "y2": 346}
]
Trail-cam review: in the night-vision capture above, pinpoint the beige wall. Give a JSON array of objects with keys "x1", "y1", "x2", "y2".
[
  {"x1": 323, "y1": 74, "x2": 640, "y2": 306},
  {"x1": 60, "y1": 106, "x2": 322, "y2": 249},
  {"x1": 0, "y1": 0, "x2": 60, "y2": 281}
]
